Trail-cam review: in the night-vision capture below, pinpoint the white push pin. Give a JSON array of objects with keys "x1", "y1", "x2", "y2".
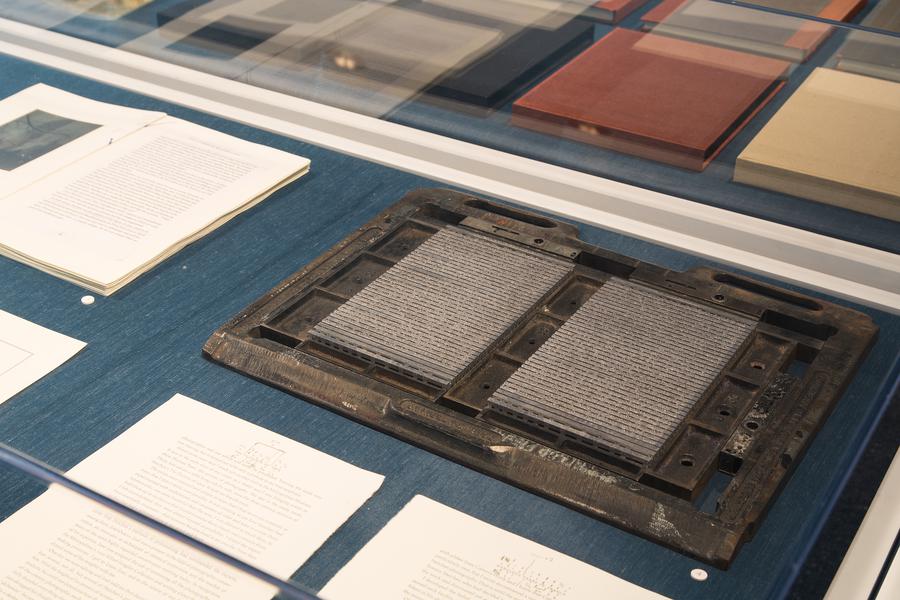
[
  {"x1": 690, "y1": 568, "x2": 708, "y2": 582},
  {"x1": 80, "y1": 295, "x2": 95, "y2": 306}
]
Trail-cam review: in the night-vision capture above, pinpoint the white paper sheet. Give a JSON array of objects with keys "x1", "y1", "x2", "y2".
[
  {"x1": 0, "y1": 309, "x2": 85, "y2": 404},
  {"x1": 0, "y1": 394, "x2": 384, "y2": 599},
  {"x1": 321, "y1": 495, "x2": 670, "y2": 600},
  {"x1": 0, "y1": 116, "x2": 307, "y2": 288},
  {"x1": 0, "y1": 85, "x2": 310, "y2": 294}
]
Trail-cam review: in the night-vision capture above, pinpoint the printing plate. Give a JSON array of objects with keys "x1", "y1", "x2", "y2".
[{"x1": 204, "y1": 189, "x2": 877, "y2": 567}]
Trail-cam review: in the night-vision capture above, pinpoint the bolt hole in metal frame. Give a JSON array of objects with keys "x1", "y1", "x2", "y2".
[{"x1": 204, "y1": 190, "x2": 878, "y2": 568}]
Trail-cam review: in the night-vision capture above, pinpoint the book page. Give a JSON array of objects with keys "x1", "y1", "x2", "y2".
[
  {"x1": 0, "y1": 116, "x2": 310, "y2": 291},
  {"x1": 0, "y1": 486, "x2": 283, "y2": 600},
  {"x1": 0, "y1": 309, "x2": 85, "y2": 404},
  {"x1": 321, "y1": 495, "x2": 670, "y2": 600},
  {"x1": 0, "y1": 394, "x2": 384, "y2": 599},
  {"x1": 0, "y1": 84, "x2": 163, "y2": 199}
]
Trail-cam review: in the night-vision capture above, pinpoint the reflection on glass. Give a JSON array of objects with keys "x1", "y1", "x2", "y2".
[
  {"x1": 61, "y1": 0, "x2": 154, "y2": 20},
  {"x1": 859, "y1": 0, "x2": 900, "y2": 34},
  {"x1": 246, "y1": 4, "x2": 507, "y2": 115},
  {"x1": 732, "y1": 0, "x2": 865, "y2": 20},
  {"x1": 642, "y1": 0, "x2": 836, "y2": 61},
  {"x1": 424, "y1": 18, "x2": 593, "y2": 111},
  {"x1": 424, "y1": 0, "x2": 648, "y2": 26},
  {"x1": 123, "y1": 0, "x2": 391, "y2": 80},
  {"x1": 427, "y1": 0, "x2": 570, "y2": 28},
  {"x1": 315, "y1": 7, "x2": 502, "y2": 85},
  {"x1": 1, "y1": 0, "x2": 898, "y2": 240},
  {"x1": 165, "y1": 15, "x2": 291, "y2": 60},
  {"x1": 0, "y1": 0, "x2": 153, "y2": 32},
  {"x1": 425, "y1": 0, "x2": 587, "y2": 28},
  {"x1": 835, "y1": 27, "x2": 900, "y2": 83},
  {"x1": 836, "y1": 0, "x2": 900, "y2": 81}
]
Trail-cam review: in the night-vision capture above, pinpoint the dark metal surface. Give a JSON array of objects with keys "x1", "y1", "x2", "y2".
[{"x1": 204, "y1": 188, "x2": 879, "y2": 568}]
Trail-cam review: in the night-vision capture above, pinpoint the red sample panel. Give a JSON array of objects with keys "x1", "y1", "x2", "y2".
[
  {"x1": 511, "y1": 28, "x2": 788, "y2": 170},
  {"x1": 815, "y1": 0, "x2": 867, "y2": 21}
]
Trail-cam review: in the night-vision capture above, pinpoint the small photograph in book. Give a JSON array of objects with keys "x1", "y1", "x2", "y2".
[{"x1": 0, "y1": 110, "x2": 100, "y2": 171}]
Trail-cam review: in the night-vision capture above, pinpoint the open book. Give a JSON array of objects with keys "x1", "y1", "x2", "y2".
[{"x1": 0, "y1": 84, "x2": 310, "y2": 294}]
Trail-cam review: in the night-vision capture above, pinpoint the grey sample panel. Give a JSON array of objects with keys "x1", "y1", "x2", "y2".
[
  {"x1": 310, "y1": 226, "x2": 572, "y2": 387},
  {"x1": 488, "y1": 277, "x2": 757, "y2": 464}
]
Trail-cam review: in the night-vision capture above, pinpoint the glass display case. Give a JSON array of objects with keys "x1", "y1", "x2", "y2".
[{"x1": 0, "y1": 1, "x2": 897, "y2": 599}]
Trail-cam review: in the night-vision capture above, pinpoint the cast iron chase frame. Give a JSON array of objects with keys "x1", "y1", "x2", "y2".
[{"x1": 204, "y1": 189, "x2": 877, "y2": 567}]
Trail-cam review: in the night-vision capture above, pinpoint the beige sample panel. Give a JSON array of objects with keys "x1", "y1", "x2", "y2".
[{"x1": 735, "y1": 68, "x2": 900, "y2": 221}]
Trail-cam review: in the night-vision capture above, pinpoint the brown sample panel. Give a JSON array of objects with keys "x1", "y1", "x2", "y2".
[{"x1": 511, "y1": 28, "x2": 789, "y2": 170}]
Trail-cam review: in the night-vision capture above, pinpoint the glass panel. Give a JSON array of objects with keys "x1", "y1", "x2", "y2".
[
  {"x1": 833, "y1": 23, "x2": 900, "y2": 80},
  {"x1": 724, "y1": 0, "x2": 866, "y2": 20},
  {"x1": 0, "y1": 1, "x2": 897, "y2": 247},
  {"x1": 859, "y1": 0, "x2": 900, "y2": 34}
]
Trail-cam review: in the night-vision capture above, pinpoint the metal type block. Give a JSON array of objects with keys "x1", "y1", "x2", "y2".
[
  {"x1": 488, "y1": 277, "x2": 756, "y2": 464},
  {"x1": 311, "y1": 225, "x2": 571, "y2": 387}
]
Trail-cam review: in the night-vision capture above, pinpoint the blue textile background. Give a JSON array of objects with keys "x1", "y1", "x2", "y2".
[{"x1": 0, "y1": 53, "x2": 897, "y2": 600}]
